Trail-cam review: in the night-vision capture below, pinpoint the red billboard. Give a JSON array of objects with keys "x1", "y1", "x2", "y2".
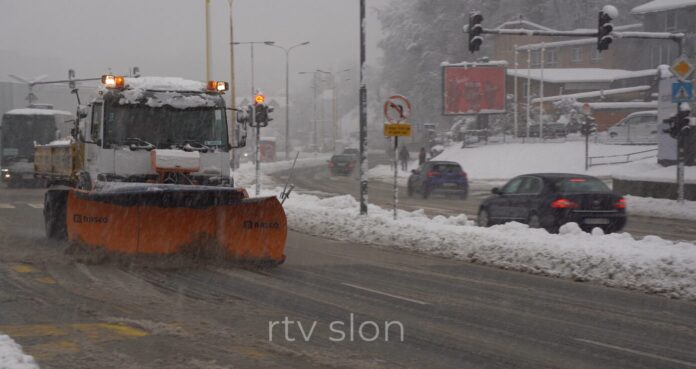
[{"x1": 443, "y1": 64, "x2": 507, "y2": 115}]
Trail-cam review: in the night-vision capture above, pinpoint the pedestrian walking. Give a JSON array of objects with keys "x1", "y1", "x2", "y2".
[
  {"x1": 418, "y1": 147, "x2": 426, "y2": 166},
  {"x1": 399, "y1": 146, "x2": 410, "y2": 172}
]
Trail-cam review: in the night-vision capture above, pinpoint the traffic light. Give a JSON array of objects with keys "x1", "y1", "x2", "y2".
[
  {"x1": 597, "y1": 5, "x2": 617, "y2": 52},
  {"x1": 664, "y1": 107, "x2": 691, "y2": 139},
  {"x1": 468, "y1": 12, "x2": 484, "y2": 53},
  {"x1": 266, "y1": 105, "x2": 274, "y2": 123},
  {"x1": 581, "y1": 117, "x2": 597, "y2": 136}
]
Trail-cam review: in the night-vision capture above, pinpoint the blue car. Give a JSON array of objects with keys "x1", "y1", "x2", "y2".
[{"x1": 407, "y1": 161, "x2": 468, "y2": 199}]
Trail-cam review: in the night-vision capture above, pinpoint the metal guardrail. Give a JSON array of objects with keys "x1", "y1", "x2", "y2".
[{"x1": 588, "y1": 148, "x2": 658, "y2": 167}]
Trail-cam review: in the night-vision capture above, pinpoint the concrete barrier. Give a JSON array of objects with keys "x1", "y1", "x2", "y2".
[{"x1": 613, "y1": 178, "x2": 696, "y2": 201}]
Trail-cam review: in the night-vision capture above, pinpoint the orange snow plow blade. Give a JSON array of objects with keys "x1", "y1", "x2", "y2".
[{"x1": 66, "y1": 184, "x2": 287, "y2": 265}]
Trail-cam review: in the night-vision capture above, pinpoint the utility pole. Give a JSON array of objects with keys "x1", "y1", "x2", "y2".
[
  {"x1": 539, "y1": 43, "x2": 545, "y2": 140},
  {"x1": 227, "y1": 0, "x2": 237, "y2": 170},
  {"x1": 359, "y1": 0, "x2": 368, "y2": 215},
  {"x1": 313, "y1": 72, "x2": 318, "y2": 150},
  {"x1": 526, "y1": 48, "x2": 531, "y2": 140},
  {"x1": 514, "y1": 45, "x2": 518, "y2": 138},
  {"x1": 204, "y1": 0, "x2": 212, "y2": 81}
]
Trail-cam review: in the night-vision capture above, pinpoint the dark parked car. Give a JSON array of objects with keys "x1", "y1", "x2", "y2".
[
  {"x1": 477, "y1": 173, "x2": 626, "y2": 233},
  {"x1": 342, "y1": 148, "x2": 359, "y2": 159},
  {"x1": 517, "y1": 123, "x2": 567, "y2": 138},
  {"x1": 328, "y1": 154, "x2": 356, "y2": 176},
  {"x1": 407, "y1": 161, "x2": 468, "y2": 199}
]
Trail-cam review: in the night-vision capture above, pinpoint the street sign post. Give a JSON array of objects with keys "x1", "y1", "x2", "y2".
[
  {"x1": 383, "y1": 95, "x2": 412, "y2": 220},
  {"x1": 384, "y1": 123, "x2": 412, "y2": 137},
  {"x1": 672, "y1": 81, "x2": 693, "y2": 103},
  {"x1": 669, "y1": 57, "x2": 694, "y2": 203}
]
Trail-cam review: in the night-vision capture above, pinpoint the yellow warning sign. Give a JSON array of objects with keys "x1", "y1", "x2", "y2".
[
  {"x1": 671, "y1": 57, "x2": 694, "y2": 81},
  {"x1": 384, "y1": 123, "x2": 412, "y2": 137}
]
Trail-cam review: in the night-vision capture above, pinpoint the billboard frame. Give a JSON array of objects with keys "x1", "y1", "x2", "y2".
[{"x1": 441, "y1": 62, "x2": 507, "y2": 116}]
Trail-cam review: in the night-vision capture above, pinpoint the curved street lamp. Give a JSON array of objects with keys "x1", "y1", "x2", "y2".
[{"x1": 264, "y1": 41, "x2": 311, "y2": 159}]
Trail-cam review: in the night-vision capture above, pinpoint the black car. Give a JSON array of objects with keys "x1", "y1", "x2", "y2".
[
  {"x1": 328, "y1": 154, "x2": 356, "y2": 176},
  {"x1": 517, "y1": 123, "x2": 567, "y2": 138},
  {"x1": 407, "y1": 161, "x2": 468, "y2": 199},
  {"x1": 342, "y1": 148, "x2": 359, "y2": 158},
  {"x1": 477, "y1": 173, "x2": 626, "y2": 233}
]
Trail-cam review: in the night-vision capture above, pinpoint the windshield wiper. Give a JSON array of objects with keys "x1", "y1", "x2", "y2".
[
  {"x1": 181, "y1": 140, "x2": 212, "y2": 153},
  {"x1": 122, "y1": 137, "x2": 156, "y2": 151}
]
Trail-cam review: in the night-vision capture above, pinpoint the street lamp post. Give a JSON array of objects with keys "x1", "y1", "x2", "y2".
[
  {"x1": 316, "y1": 69, "x2": 351, "y2": 152},
  {"x1": 298, "y1": 71, "x2": 319, "y2": 151},
  {"x1": 264, "y1": 41, "x2": 310, "y2": 160}
]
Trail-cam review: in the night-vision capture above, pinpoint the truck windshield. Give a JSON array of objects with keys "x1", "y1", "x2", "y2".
[
  {"x1": 1, "y1": 114, "x2": 56, "y2": 160},
  {"x1": 103, "y1": 103, "x2": 228, "y2": 150}
]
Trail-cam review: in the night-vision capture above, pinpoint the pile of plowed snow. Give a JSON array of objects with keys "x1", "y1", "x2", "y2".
[
  {"x1": 272, "y1": 190, "x2": 696, "y2": 300},
  {"x1": 0, "y1": 334, "x2": 38, "y2": 369}
]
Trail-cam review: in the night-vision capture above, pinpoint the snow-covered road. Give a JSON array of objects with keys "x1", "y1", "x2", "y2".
[{"x1": 241, "y1": 158, "x2": 696, "y2": 301}]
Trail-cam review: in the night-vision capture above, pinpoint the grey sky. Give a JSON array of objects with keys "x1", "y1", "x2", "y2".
[{"x1": 0, "y1": 0, "x2": 386, "y2": 102}]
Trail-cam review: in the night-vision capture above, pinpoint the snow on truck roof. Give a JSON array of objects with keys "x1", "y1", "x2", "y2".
[
  {"x1": 107, "y1": 76, "x2": 221, "y2": 110},
  {"x1": 123, "y1": 76, "x2": 207, "y2": 92},
  {"x1": 632, "y1": 0, "x2": 696, "y2": 14},
  {"x1": 5, "y1": 108, "x2": 73, "y2": 116}
]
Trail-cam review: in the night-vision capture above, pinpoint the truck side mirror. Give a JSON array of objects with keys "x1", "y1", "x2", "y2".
[{"x1": 77, "y1": 105, "x2": 89, "y2": 119}]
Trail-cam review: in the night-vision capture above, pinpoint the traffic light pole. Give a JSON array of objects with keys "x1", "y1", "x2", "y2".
[
  {"x1": 585, "y1": 123, "x2": 590, "y2": 171},
  {"x1": 678, "y1": 133, "x2": 685, "y2": 203},
  {"x1": 255, "y1": 115, "x2": 261, "y2": 196},
  {"x1": 477, "y1": 28, "x2": 684, "y2": 52}
]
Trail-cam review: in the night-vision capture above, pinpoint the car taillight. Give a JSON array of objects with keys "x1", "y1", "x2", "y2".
[
  {"x1": 614, "y1": 198, "x2": 626, "y2": 209},
  {"x1": 551, "y1": 198, "x2": 579, "y2": 209},
  {"x1": 426, "y1": 171, "x2": 435, "y2": 177}
]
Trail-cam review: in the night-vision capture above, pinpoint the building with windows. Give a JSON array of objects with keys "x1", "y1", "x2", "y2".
[{"x1": 631, "y1": 0, "x2": 696, "y2": 65}]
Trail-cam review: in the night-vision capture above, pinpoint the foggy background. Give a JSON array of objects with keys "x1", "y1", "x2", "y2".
[{"x1": 0, "y1": 0, "x2": 387, "y2": 110}]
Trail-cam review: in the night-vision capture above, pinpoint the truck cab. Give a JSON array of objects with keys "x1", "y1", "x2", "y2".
[{"x1": 36, "y1": 75, "x2": 245, "y2": 188}]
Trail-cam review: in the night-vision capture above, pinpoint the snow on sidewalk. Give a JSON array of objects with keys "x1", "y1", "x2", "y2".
[
  {"x1": 0, "y1": 334, "x2": 39, "y2": 369},
  {"x1": 233, "y1": 153, "x2": 332, "y2": 191},
  {"x1": 626, "y1": 195, "x2": 696, "y2": 221},
  {"x1": 272, "y1": 190, "x2": 696, "y2": 300}
]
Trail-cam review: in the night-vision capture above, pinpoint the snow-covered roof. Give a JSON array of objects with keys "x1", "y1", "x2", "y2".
[
  {"x1": 572, "y1": 101, "x2": 658, "y2": 110},
  {"x1": 532, "y1": 85, "x2": 651, "y2": 103},
  {"x1": 632, "y1": 0, "x2": 696, "y2": 14},
  {"x1": 441, "y1": 60, "x2": 508, "y2": 67},
  {"x1": 495, "y1": 19, "x2": 556, "y2": 32},
  {"x1": 4, "y1": 108, "x2": 73, "y2": 116},
  {"x1": 507, "y1": 68, "x2": 658, "y2": 84}
]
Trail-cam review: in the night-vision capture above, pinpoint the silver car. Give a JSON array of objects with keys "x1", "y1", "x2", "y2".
[{"x1": 607, "y1": 111, "x2": 658, "y2": 145}]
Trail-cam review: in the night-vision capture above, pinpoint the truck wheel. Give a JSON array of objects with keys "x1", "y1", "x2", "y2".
[{"x1": 44, "y1": 190, "x2": 68, "y2": 240}]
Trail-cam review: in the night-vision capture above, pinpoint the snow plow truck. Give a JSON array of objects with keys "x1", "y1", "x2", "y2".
[{"x1": 35, "y1": 75, "x2": 287, "y2": 265}]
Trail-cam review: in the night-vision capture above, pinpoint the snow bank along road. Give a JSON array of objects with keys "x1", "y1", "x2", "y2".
[
  {"x1": 0, "y1": 189, "x2": 695, "y2": 368},
  {"x1": 283, "y1": 165, "x2": 696, "y2": 243}
]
